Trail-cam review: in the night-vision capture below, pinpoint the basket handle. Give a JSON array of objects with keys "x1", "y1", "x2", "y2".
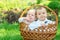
[{"x1": 20, "y1": 4, "x2": 58, "y2": 26}]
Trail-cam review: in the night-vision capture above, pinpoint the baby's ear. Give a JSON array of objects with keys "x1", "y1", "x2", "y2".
[
  {"x1": 46, "y1": 13, "x2": 48, "y2": 17},
  {"x1": 46, "y1": 13, "x2": 48, "y2": 15},
  {"x1": 35, "y1": 15, "x2": 37, "y2": 21},
  {"x1": 35, "y1": 14, "x2": 37, "y2": 17}
]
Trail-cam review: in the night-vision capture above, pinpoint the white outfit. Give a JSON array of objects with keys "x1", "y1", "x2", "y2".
[
  {"x1": 18, "y1": 18, "x2": 55, "y2": 30},
  {"x1": 29, "y1": 21, "x2": 39, "y2": 30},
  {"x1": 29, "y1": 18, "x2": 54, "y2": 30},
  {"x1": 36, "y1": 18, "x2": 53, "y2": 26},
  {"x1": 18, "y1": 18, "x2": 30, "y2": 24},
  {"x1": 18, "y1": 18, "x2": 24, "y2": 23}
]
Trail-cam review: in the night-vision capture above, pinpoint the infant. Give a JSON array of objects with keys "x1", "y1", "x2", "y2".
[
  {"x1": 18, "y1": 9, "x2": 37, "y2": 30},
  {"x1": 18, "y1": 9, "x2": 36, "y2": 24},
  {"x1": 36, "y1": 7, "x2": 55, "y2": 27}
]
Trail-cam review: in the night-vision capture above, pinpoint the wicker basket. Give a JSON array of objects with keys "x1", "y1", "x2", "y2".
[{"x1": 20, "y1": 4, "x2": 58, "y2": 40}]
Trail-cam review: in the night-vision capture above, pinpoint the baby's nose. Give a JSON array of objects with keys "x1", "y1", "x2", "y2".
[
  {"x1": 29, "y1": 15, "x2": 32, "y2": 17},
  {"x1": 41, "y1": 14, "x2": 43, "y2": 15},
  {"x1": 40, "y1": 14, "x2": 43, "y2": 17}
]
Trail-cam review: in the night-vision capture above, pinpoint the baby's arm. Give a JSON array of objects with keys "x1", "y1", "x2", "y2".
[
  {"x1": 18, "y1": 17, "x2": 30, "y2": 23},
  {"x1": 52, "y1": 21, "x2": 56, "y2": 24},
  {"x1": 41, "y1": 23, "x2": 46, "y2": 27},
  {"x1": 18, "y1": 17, "x2": 26, "y2": 23},
  {"x1": 48, "y1": 20, "x2": 56, "y2": 24}
]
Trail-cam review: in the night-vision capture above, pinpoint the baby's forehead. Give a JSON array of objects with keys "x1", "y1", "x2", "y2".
[
  {"x1": 27, "y1": 9, "x2": 36, "y2": 14},
  {"x1": 37, "y1": 7, "x2": 47, "y2": 13}
]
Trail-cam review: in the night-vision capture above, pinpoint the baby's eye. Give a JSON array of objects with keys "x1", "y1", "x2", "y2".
[
  {"x1": 31, "y1": 15, "x2": 34, "y2": 16},
  {"x1": 32, "y1": 15, "x2": 33, "y2": 16},
  {"x1": 38, "y1": 13, "x2": 41, "y2": 15},
  {"x1": 43, "y1": 12, "x2": 45, "y2": 14}
]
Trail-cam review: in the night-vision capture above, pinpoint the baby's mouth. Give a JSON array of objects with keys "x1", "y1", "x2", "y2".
[
  {"x1": 41, "y1": 16, "x2": 44, "y2": 18},
  {"x1": 30, "y1": 18, "x2": 32, "y2": 19}
]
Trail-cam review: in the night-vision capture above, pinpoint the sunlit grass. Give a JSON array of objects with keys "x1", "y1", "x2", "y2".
[
  {"x1": 0, "y1": 29, "x2": 7, "y2": 37},
  {"x1": 54, "y1": 23, "x2": 60, "y2": 40}
]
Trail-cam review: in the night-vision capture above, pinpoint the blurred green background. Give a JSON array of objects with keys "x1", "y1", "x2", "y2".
[{"x1": 0, "y1": 0, "x2": 60, "y2": 40}]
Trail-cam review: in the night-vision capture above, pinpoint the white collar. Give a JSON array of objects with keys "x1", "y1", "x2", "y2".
[{"x1": 37, "y1": 18, "x2": 48, "y2": 23}]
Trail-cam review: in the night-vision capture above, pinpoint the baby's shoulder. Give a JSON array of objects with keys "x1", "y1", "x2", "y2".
[
  {"x1": 46, "y1": 19, "x2": 52, "y2": 22},
  {"x1": 29, "y1": 21, "x2": 39, "y2": 26},
  {"x1": 46, "y1": 19, "x2": 55, "y2": 24},
  {"x1": 30, "y1": 21, "x2": 36, "y2": 24}
]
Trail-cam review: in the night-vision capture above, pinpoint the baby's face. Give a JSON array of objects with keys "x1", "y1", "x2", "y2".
[
  {"x1": 26, "y1": 10, "x2": 36, "y2": 22},
  {"x1": 37, "y1": 8, "x2": 47, "y2": 21}
]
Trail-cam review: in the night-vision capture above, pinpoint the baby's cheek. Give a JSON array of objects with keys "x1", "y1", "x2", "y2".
[
  {"x1": 33, "y1": 18, "x2": 36, "y2": 21},
  {"x1": 37, "y1": 15, "x2": 40, "y2": 18},
  {"x1": 45, "y1": 14, "x2": 47, "y2": 17},
  {"x1": 32, "y1": 16, "x2": 35, "y2": 19},
  {"x1": 32, "y1": 18, "x2": 35, "y2": 20}
]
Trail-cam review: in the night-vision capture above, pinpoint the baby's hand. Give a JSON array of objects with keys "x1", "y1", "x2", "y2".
[
  {"x1": 22, "y1": 17, "x2": 29, "y2": 20},
  {"x1": 52, "y1": 21, "x2": 56, "y2": 24},
  {"x1": 41, "y1": 23, "x2": 46, "y2": 27},
  {"x1": 49, "y1": 21, "x2": 56, "y2": 24},
  {"x1": 25, "y1": 17, "x2": 30, "y2": 22}
]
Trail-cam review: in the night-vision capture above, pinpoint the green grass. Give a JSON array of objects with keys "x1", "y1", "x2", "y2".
[
  {"x1": 54, "y1": 23, "x2": 60, "y2": 40},
  {"x1": 0, "y1": 22, "x2": 23, "y2": 40},
  {"x1": 0, "y1": 22, "x2": 60, "y2": 40}
]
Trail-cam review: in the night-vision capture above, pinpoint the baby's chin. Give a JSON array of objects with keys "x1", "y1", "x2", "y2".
[
  {"x1": 29, "y1": 20, "x2": 35, "y2": 22},
  {"x1": 39, "y1": 18, "x2": 45, "y2": 21}
]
